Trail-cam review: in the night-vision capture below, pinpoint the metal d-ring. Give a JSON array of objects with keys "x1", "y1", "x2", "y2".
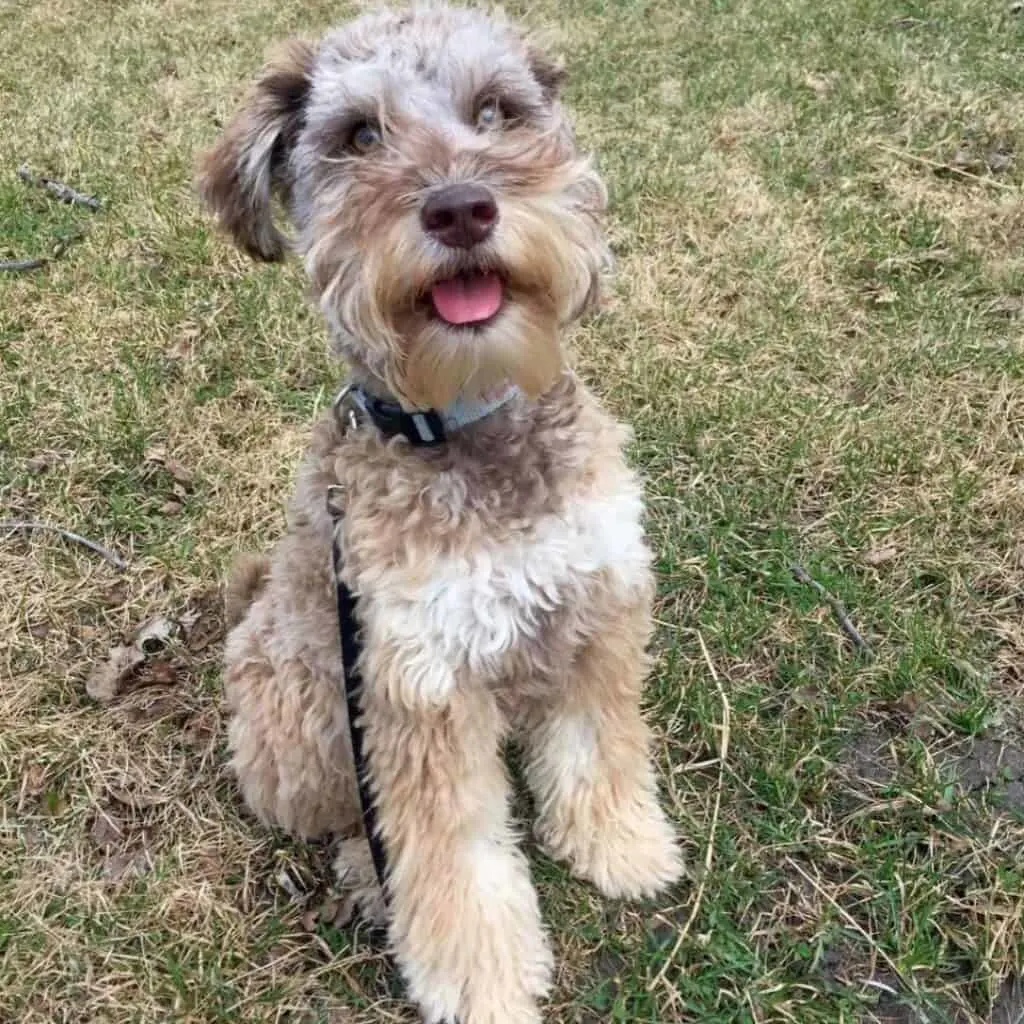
[{"x1": 332, "y1": 382, "x2": 360, "y2": 434}]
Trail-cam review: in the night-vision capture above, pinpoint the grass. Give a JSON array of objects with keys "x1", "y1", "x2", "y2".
[{"x1": 2, "y1": 0, "x2": 1024, "y2": 1020}]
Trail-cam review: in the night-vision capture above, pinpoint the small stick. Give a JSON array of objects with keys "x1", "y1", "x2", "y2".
[
  {"x1": 648, "y1": 630, "x2": 731, "y2": 994},
  {"x1": 17, "y1": 164, "x2": 102, "y2": 210},
  {"x1": 0, "y1": 231, "x2": 85, "y2": 274},
  {"x1": 791, "y1": 564, "x2": 874, "y2": 658},
  {"x1": 0, "y1": 520, "x2": 127, "y2": 570},
  {"x1": 0, "y1": 258, "x2": 46, "y2": 272},
  {"x1": 875, "y1": 142, "x2": 1017, "y2": 192}
]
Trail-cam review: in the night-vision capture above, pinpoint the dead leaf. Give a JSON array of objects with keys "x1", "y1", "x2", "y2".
[
  {"x1": 988, "y1": 148, "x2": 1014, "y2": 174},
  {"x1": 803, "y1": 72, "x2": 838, "y2": 97},
  {"x1": 890, "y1": 15, "x2": 925, "y2": 28},
  {"x1": 89, "y1": 809, "x2": 125, "y2": 850},
  {"x1": 27, "y1": 620, "x2": 51, "y2": 638},
  {"x1": 103, "y1": 847, "x2": 151, "y2": 884},
  {"x1": 182, "y1": 710, "x2": 218, "y2": 748},
  {"x1": 896, "y1": 691, "x2": 921, "y2": 714},
  {"x1": 181, "y1": 589, "x2": 225, "y2": 653},
  {"x1": 21, "y1": 762, "x2": 47, "y2": 799},
  {"x1": 102, "y1": 581, "x2": 130, "y2": 608},
  {"x1": 867, "y1": 286, "x2": 898, "y2": 306},
  {"x1": 123, "y1": 693, "x2": 185, "y2": 723},
  {"x1": 792, "y1": 685, "x2": 823, "y2": 708},
  {"x1": 165, "y1": 459, "x2": 194, "y2": 488},
  {"x1": 908, "y1": 715, "x2": 935, "y2": 741},
  {"x1": 25, "y1": 451, "x2": 67, "y2": 474},
  {"x1": 864, "y1": 545, "x2": 898, "y2": 566},
  {"x1": 107, "y1": 785, "x2": 169, "y2": 810},
  {"x1": 136, "y1": 659, "x2": 179, "y2": 687},
  {"x1": 168, "y1": 323, "x2": 201, "y2": 360},
  {"x1": 135, "y1": 615, "x2": 180, "y2": 654},
  {"x1": 144, "y1": 446, "x2": 195, "y2": 489},
  {"x1": 876, "y1": 246, "x2": 955, "y2": 277},
  {"x1": 988, "y1": 296, "x2": 1024, "y2": 319},
  {"x1": 950, "y1": 147, "x2": 984, "y2": 174},
  {"x1": 161, "y1": 499, "x2": 183, "y2": 516},
  {"x1": 300, "y1": 908, "x2": 319, "y2": 932},
  {"x1": 658, "y1": 77, "x2": 682, "y2": 106},
  {"x1": 86, "y1": 644, "x2": 145, "y2": 701}
]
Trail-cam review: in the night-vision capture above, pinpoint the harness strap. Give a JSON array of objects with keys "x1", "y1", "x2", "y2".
[
  {"x1": 326, "y1": 378, "x2": 516, "y2": 903},
  {"x1": 331, "y1": 528, "x2": 390, "y2": 895}
]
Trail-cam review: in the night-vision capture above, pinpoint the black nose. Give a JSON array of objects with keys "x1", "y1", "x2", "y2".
[{"x1": 420, "y1": 184, "x2": 498, "y2": 249}]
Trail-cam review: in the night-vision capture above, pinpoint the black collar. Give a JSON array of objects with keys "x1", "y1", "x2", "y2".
[
  {"x1": 334, "y1": 382, "x2": 521, "y2": 448},
  {"x1": 346, "y1": 387, "x2": 447, "y2": 447}
]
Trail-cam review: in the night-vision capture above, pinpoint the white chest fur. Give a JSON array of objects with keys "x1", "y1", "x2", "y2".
[{"x1": 358, "y1": 486, "x2": 652, "y2": 707}]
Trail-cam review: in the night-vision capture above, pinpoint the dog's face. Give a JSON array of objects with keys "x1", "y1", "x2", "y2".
[{"x1": 198, "y1": 5, "x2": 610, "y2": 409}]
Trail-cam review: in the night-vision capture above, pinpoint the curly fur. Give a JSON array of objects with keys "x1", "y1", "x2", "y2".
[{"x1": 199, "y1": 6, "x2": 682, "y2": 1022}]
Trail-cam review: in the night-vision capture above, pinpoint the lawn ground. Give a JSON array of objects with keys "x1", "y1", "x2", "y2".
[{"x1": 2, "y1": 0, "x2": 1024, "y2": 1021}]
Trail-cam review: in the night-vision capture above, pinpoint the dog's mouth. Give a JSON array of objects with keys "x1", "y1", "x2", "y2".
[{"x1": 427, "y1": 270, "x2": 504, "y2": 328}]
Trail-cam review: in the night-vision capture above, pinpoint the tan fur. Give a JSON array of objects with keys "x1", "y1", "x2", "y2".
[
  {"x1": 223, "y1": 553, "x2": 271, "y2": 630},
  {"x1": 201, "y1": 6, "x2": 681, "y2": 1022}
]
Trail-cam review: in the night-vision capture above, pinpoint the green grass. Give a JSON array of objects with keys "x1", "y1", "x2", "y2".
[{"x1": 2, "y1": 0, "x2": 1024, "y2": 1021}]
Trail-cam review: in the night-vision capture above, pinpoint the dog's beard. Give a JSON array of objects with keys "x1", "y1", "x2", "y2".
[
  {"x1": 400, "y1": 295, "x2": 563, "y2": 410},
  {"x1": 314, "y1": 183, "x2": 606, "y2": 411}
]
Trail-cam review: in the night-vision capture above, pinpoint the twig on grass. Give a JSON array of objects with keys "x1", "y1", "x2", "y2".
[
  {"x1": 791, "y1": 563, "x2": 874, "y2": 659},
  {"x1": 875, "y1": 142, "x2": 1018, "y2": 192},
  {"x1": 648, "y1": 630, "x2": 731, "y2": 995},
  {"x1": 17, "y1": 164, "x2": 102, "y2": 210},
  {"x1": 0, "y1": 230, "x2": 87, "y2": 274},
  {"x1": 0, "y1": 520, "x2": 127, "y2": 570},
  {"x1": 0, "y1": 258, "x2": 46, "y2": 272}
]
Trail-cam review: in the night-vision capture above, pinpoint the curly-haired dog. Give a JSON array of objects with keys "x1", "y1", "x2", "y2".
[{"x1": 198, "y1": 5, "x2": 682, "y2": 1022}]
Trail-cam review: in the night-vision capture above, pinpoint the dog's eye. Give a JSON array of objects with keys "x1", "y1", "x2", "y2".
[
  {"x1": 475, "y1": 98, "x2": 504, "y2": 131},
  {"x1": 349, "y1": 119, "x2": 382, "y2": 153}
]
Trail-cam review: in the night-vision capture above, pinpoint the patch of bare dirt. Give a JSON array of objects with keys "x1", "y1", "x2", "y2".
[
  {"x1": 991, "y1": 976, "x2": 1024, "y2": 1024},
  {"x1": 820, "y1": 947, "x2": 972, "y2": 1023},
  {"x1": 839, "y1": 730, "x2": 897, "y2": 787},
  {"x1": 949, "y1": 732, "x2": 1024, "y2": 816}
]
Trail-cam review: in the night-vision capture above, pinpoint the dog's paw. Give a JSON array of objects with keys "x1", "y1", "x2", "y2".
[
  {"x1": 459, "y1": 993, "x2": 544, "y2": 1024},
  {"x1": 332, "y1": 837, "x2": 389, "y2": 928},
  {"x1": 411, "y1": 970, "x2": 546, "y2": 1024},
  {"x1": 550, "y1": 801, "x2": 684, "y2": 901},
  {"x1": 399, "y1": 873, "x2": 552, "y2": 1024}
]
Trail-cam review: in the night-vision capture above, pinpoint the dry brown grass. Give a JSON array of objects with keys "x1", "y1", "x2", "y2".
[{"x1": 3, "y1": 0, "x2": 1024, "y2": 1021}]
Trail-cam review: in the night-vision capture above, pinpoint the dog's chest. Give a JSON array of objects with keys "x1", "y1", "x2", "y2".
[{"x1": 360, "y1": 485, "x2": 651, "y2": 698}]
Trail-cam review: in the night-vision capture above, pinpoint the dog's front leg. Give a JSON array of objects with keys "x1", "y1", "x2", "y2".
[
  {"x1": 362, "y1": 678, "x2": 552, "y2": 1024},
  {"x1": 521, "y1": 596, "x2": 684, "y2": 901}
]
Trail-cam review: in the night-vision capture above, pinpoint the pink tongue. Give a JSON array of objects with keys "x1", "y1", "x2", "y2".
[{"x1": 430, "y1": 273, "x2": 503, "y2": 325}]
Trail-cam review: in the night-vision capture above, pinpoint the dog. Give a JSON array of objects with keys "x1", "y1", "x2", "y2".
[{"x1": 197, "y1": 5, "x2": 683, "y2": 1022}]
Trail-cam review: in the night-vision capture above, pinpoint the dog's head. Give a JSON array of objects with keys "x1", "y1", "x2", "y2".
[{"x1": 197, "y1": 4, "x2": 610, "y2": 409}]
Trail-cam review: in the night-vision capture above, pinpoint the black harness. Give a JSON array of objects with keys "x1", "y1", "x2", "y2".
[{"x1": 327, "y1": 386, "x2": 448, "y2": 896}]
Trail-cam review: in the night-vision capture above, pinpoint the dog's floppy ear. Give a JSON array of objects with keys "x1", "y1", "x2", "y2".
[
  {"x1": 526, "y1": 44, "x2": 567, "y2": 103},
  {"x1": 196, "y1": 38, "x2": 316, "y2": 261}
]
